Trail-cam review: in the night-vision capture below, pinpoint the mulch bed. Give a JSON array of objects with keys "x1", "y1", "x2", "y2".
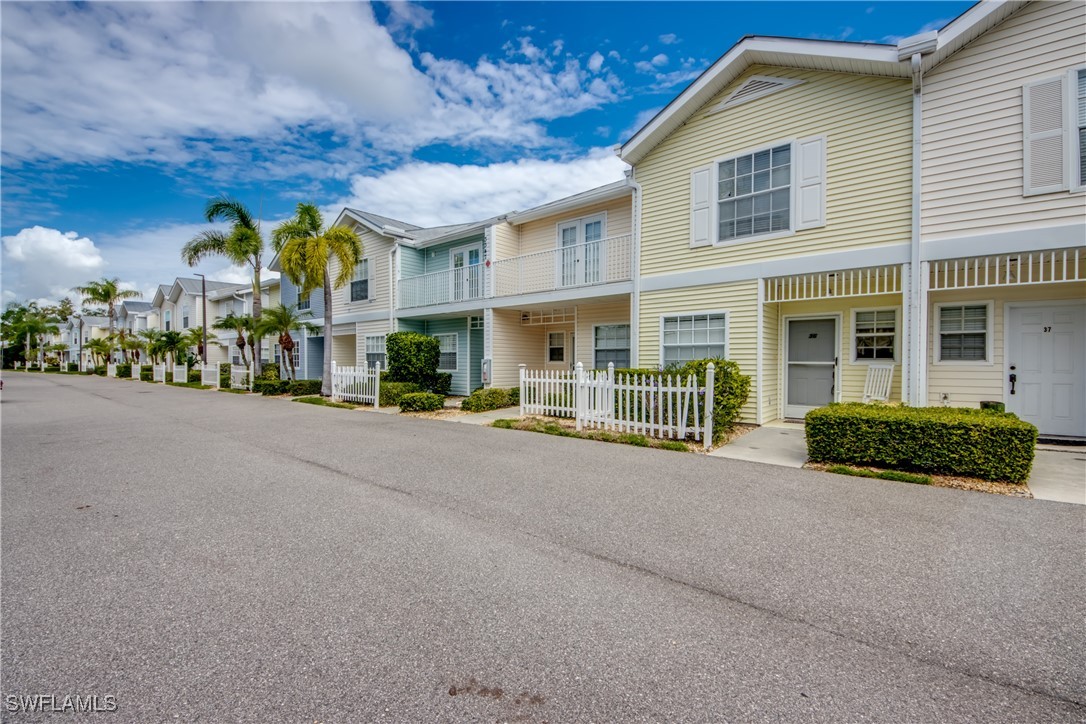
[{"x1": 804, "y1": 461, "x2": 1033, "y2": 498}]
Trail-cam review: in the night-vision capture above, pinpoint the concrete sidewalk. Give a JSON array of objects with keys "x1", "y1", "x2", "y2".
[{"x1": 709, "y1": 422, "x2": 807, "y2": 468}]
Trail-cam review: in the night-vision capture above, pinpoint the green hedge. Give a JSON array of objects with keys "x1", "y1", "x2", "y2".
[
  {"x1": 254, "y1": 379, "x2": 290, "y2": 395},
  {"x1": 386, "y1": 332, "x2": 439, "y2": 387},
  {"x1": 398, "y1": 391, "x2": 445, "y2": 412},
  {"x1": 140, "y1": 368, "x2": 153, "y2": 382},
  {"x1": 287, "y1": 379, "x2": 321, "y2": 396},
  {"x1": 67, "y1": 363, "x2": 79, "y2": 372},
  {"x1": 430, "y1": 372, "x2": 452, "y2": 396},
  {"x1": 116, "y1": 363, "x2": 132, "y2": 378},
  {"x1": 805, "y1": 403, "x2": 1037, "y2": 483},
  {"x1": 461, "y1": 387, "x2": 519, "y2": 412},
  {"x1": 380, "y1": 381, "x2": 421, "y2": 407},
  {"x1": 92, "y1": 365, "x2": 106, "y2": 376},
  {"x1": 219, "y1": 362, "x2": 231, "y2": 389},
  {"x1": 187, "y1": 368, "x2": 201, "y2": 384}
]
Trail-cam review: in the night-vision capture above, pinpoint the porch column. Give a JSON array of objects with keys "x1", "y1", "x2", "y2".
[
  {"x1": 907, "y1": 260, "x2": 930, "y2": 406},
  {"x1": 900, "y1": 263, "x2": 911, "y2": 405}
]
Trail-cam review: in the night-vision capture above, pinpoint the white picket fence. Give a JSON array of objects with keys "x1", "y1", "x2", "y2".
[
  {"x1": 230, "y1": 364, "x2": 252, "y2": 391},
  {"x1": 520, "y1": 362, "x2": 715, "y2": 449},
  {"x1": 330, "y1": 360, "x2": 380, "y2": 407},
  {"x1": 200, "y1": 364, "x2": 220, "y2": 388},
  {"x1": 131, "y1": 364, "x2": 142, "y2": 380},
  {"x1": 107, "y1": 363, "x2": 118, "y2": 378},
  {"x1": 152, "y1": 364, "x2": 166, "y2": 383},
  {"x1": 173, "y1": 363, "x2": 188, "y2": 384}
]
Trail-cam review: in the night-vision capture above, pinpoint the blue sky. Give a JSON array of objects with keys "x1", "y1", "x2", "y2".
[{"x1": 0, "y1": 0, "x2": 973, "y2": 305}]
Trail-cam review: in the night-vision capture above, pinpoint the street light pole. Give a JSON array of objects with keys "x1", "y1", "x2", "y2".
[{"x1": 195, "y1": 273, "x2": 208, "y2": 366}]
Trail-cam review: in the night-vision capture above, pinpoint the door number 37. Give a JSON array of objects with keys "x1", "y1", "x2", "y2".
[{"x1": 1043, "y1": 326, "x2": 1052, "y2": 333}]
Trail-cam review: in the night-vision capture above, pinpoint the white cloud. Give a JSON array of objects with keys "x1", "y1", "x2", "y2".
[
  {"x1": 621, "y1": 107, "x2": 664, "y2": 142},
  {"x1": 2, "y1": 226, "x2": 105, "y2": 303},
  {"x1": 659, "y1": 33, "x2": 678, "y2": 45},
  {"x1": 340, "y1": 150, "x2": 629, "y2": 228},
  {"x1": 882, "y1": 18, "x2": 951, "y2": 45},
  {"x1": 587, "y1": 51, "x2": 604, "y2": 73},
  {"x1": 634, "y1": 60, "x2": 655, "y2": 73},
  {"x1": 607, "y1": 50, "x2": 622, "y2": 61},
  {"x1": 651, "y1": 53, "x2": 669, "y2": 67}
]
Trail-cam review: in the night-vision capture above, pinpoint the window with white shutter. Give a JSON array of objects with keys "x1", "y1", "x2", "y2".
[
  {"x1": 1023, "y1": 76, "x2": 1068, "y2": 195},
  {"x1": 690, "y1": 165, "x2": 711, "y2": 247},
  {"x1": 1075, "y1": 68, "x2": 1085, "y2": 190}
]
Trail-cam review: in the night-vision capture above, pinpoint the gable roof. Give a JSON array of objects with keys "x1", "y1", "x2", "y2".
[{"x1": 915, "y1": 0, "x2": 1026, "y2": 72}]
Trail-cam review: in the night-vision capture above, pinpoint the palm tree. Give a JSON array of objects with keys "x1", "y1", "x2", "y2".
[
  {"x1": 122, "y1": 335, "x2": 145, "y2": 364},
  {"x1": 73, "y1": 278, "x2": 140, "y2": 347},
  {"x1": 256, "y1": 304, "x2": 313, "y2": 381},
  {"x1": 160, "y1": 331, "x2": 185, "y2": 368},
  {"x1": 182, "y1": 196, "x2": 265, "y2": 375},
  {"x1": 273, "y1": 203, "x2": 362, "y2": 396},
  {"x1": 182, "y1": 327, "x2": 208, "y2": 364},
  {"x1": 84, "y1": 338, "x2": 111, "y2": 368},
  {"x1": 137, "y1": 329, "x2": 166, "y2": 365},
  {"x1": 212, "y1": 312, "x2": 252, "y2": 368}
]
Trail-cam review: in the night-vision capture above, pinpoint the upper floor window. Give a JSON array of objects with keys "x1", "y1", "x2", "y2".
[
  {"x1": 718, "y1": 145, "x2": 791, "y2": 241},
  {"x1": 691, "y1": 137, "x2": 824, "y2": 248},
  {"x1": 164, "y1": 310, "x2": 171, "y2": 331},
  {"x1": 182, "y1": 304, "x2": 189, "y2": 329},
  {"x1": 351, "y1": 259, "x2": 370, "y2": 302},
  {"x1": 1023, "y1": 68, "x2": 1086, "y2": 194},
  {"x1": 297, "y1": 289, "x2": 310, "y2": 311},
  {"x1": 1077, "y1": 68, "x2": 1085, "y2": 188}
]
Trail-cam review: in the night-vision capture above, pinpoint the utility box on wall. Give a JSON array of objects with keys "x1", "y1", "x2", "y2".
[{"x1": 481, "y1": 357, "x2": 492, "y2": 386}]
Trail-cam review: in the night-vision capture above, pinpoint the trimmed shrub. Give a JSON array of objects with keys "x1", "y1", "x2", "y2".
[
  {"x1": 140, "y1": 368, "x2": 153, "y2": 382},
  {"x1": 258, "y1": 363, "x2": 281, "y2": 381},
  {"x1": 219, "y1": 362, "x2": 231, "y2": 389},
  {"x1": 67, "y1": 363, "x2": 79, "y2": 372},
  {"x1": 386, "y1": 332, "x2": 439, "y2": 386},
  {"x1": 461, "y1": 387, "x2": 517, "y2": 412},
  {"x1": 398, "y1": 391, "x2": 445, "y2": 412},
  {"x1": 44, "y1": 365, "x2": 60, "y2": 373},
  {"x1": 507, "y1": 386, "x2": 519, "y2": 407},
  {"x1": 93, "y1": 365, "x2": 106, "y2": 376},
  {"x1": 806, "y1": 403, "x2": 1037, "y2": 483},
  {"x1": 430, "y1": 372, "x2": 452, "y2": 396},
  {"x1": 187, "y1": 368, "x2": 201, "y2": 384},
  {"x1": 254, "y1": 379, "x2": 289, "y2": 395},
  {"x1": 379, "y1": 381, "x2": 421, "y2": 407},
  {"x1": 116, "y1": 363, "x2": 132, "y2": 378},
  {"x1": 287, "y1": 379, "x2": 322, "y2": 396}
]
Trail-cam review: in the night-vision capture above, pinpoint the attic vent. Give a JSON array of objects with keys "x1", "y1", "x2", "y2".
[{"x1": 707, "y1": 75, "x2": 804, "y2": 115}]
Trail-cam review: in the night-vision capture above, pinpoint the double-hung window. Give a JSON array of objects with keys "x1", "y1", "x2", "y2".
[
  {"x1": 547, "y1": 332, "x2": 565, "y2": 363},
  {"x1": 718, "y1": 145, "x2": 791, "y2": 241},
  {"x1": 937, "y1": 304, "x2": 989, "y2": 362},
  {"x1": 297, "y1": 289, "x2": 310, "y2": 311},
  {"x1": 594, "y1": 325, "x2": 630, "y2": 369},
  {"x1": 853, "y1": 309, "x2": 897, "y2": 361},
  {"x1": 351, "y1": 259, "x2": 370, "y2": 302},
  {"x1": 365, "y1": 335, "x2": 386, "y2": 370},
  {"x1": 661, "y1": 313, "x2": 726, "y2": 366},
  {"x1": 164, "y1": 310, "x2": 171, "y2": 331},
  {"x1": 436, "y1": 333, "x2": 457, "y2": 372},
  {"x1": 182, "y1": 304, "x2": 190, "y2": 329}
]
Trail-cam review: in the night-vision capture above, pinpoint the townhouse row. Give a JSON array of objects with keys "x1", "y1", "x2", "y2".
[{"x1": 62, "y1": 0, "x2": 1086, "y2": 439}]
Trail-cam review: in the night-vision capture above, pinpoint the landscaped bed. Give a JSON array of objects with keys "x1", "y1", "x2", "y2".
[
  {"x1": 804, "y1": 461, "x2": 1034, "y2": 498},
  {"x1": 491, "y1": 415, "x2": 712, "y2": 453}
]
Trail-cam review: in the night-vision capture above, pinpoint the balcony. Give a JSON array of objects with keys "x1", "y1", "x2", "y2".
[
  {"x1": 492, "y1": 234, "x2": 632, "y2": 298},
  {"x1": 398, "y1": 265, "x2": 487, "y2": 309}
]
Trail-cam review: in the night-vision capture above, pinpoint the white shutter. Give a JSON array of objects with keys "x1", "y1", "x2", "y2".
[
  {"x1": 795, "y1": 135, "x2": 826, "y2": 230},
  {"x1": 690, "y1": 165, "x2": 712, "y2": 247},
  {"x1": 1023, "y1": 76, "x2": 1067, "y2": 195}
]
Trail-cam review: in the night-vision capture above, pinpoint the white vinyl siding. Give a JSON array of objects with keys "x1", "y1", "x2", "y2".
[
  {"x1": 661, "y1": 313, "x2": 727, "y2": 366},
  {"x1": 436, "y1": 333, "x2": 457, "y2": 372},
  {"x1": 350, "y1": 258, "x2": 370, "y2": 302},
  {"x1": 937, "y1": 303, "x2": 990, "y2": 363},
  {"x1": 593, "y1": 324, "x2": 630, "y2": 369},
  {"x1": 853, "y1": 309, "x2": 898, "y2": 362},
  {"x1": 365, "y1": 334, "x2": 386, "y2": 370}
]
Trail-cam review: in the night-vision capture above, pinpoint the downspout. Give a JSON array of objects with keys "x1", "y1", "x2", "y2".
[
  {"x1": 908, "y1": 52, "x2": 925, "y2": 407},
  {"x1": 390, "y1": 242, "x2": 399, "y2": 334},
  {"x1": 625, "y1": 167, "x2": 642, "y2": 368}
]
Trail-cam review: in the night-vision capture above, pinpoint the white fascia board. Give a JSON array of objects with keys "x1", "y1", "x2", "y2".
[
  {"x1": 921, "y1": 224, "x2": 1086, "y2": 261},
  {"x1": 267, "y1": 249, "x2": 282, "y2": 272},
  {"x1": 924, "y1": 0, "x2": 1023, "y2": 71},
  {"x1": 338, "y1": 208, "x2": 398, "y2": 238},
  {"x1": 409, "y1": 223, "x2": 494, "y2": 250},
  {"x1": 505, "y1": 181, "x2": 632, "y2": 225},
  {"x1": 619, "y1": 36, "x2": 901, "y2": 165}
]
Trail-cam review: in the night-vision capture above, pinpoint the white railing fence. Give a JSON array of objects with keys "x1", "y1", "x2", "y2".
[
  {"x1": 106, "y1": 363, "x2": 118, "y2": 378},
  {"x1": 153, "y1": 364, "x2": 166, "y2": 383},
  {"x1": 492, "y1": 234, "x2": 633, "y2": 298},
  {"x1": 230, "y1": 364, "x2": 252, "y2": 391},
  {"x1": 330, "y1": 360, "x2": 380, "y2": 407},
  {"x1": 201, "y1": 364, "x2": 220, "y2": 388},
  {"x1": 131, "y1": 364, "x2": 142, "y2": 380},
  {"x1": 398, "y1": 265, "x2": 487, "y2": 309},
  {"x1": 173, "y1": 363, "x2": 188, "y2": 384},
  {"x1": 519, "y1": 362, "x2": 715, "y2": 450}
]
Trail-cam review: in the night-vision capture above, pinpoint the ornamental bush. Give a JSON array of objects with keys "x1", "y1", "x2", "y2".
[
  {"x1": 430, "y1": 372, "x2": 452, "y2": 396},
  {"x1": 461, "y1": 387, "x2": 519, "y2": 412},
  {"x1": 287, "y1": 379, "x2": 321, "y2": 396},
  {"x1": 218, "y1": 362, "x2": 231, "y2": 389},
  {"x1": 140, "y1": 368, "x2": 154, "y2": 382},
  {"x1": 379, "y1": 381, "x2": 422, "y2": 407},
  {"x1": 116, "y1": 363, "x2": 132, "y2": 378},
  {"x1": 805, "y1": 403, "x2": 1037, "y2": 483},
  {"x1": 187, "y1": 368, "x2": 201, "y2": 384},
  {"x1": 398, "y1": 391, "x2": 445, "y2": 412},
  {"x1": 386, "y1": 332, "x2": 439, "y2": 387},
  {"x1": 67, "y1": 363, "x2": 79, "y2": 372}
]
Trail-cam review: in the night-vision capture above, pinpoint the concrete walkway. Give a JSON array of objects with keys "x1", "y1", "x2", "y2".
[
  {"x1": 1029, "y1": 447, "x2": 1086, "y2": 504},
  {"x1": 709, "y1": 422, "x2": 807, "y2": 468}
]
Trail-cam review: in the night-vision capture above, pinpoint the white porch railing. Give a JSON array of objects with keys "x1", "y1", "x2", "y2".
[
  {"x1": 153, "y1": 364, "x2": 166, "y2": 383},
  {"x1": 200, "y1": 364, "x2": 219, "y2": 388},
  {"x1": 230, "y1": 365, "x2": 252, "y2": 391},
  {"x1": 493, "y1": 234, "x2": 633, "y2": 298},
  {"x1": 131, "y1": 364, "x2": 142, "y2": 380},
  {"x1": 398, "y1": 266, "x2": 487, "y2": 309},
  {"x1": 929, "y1": 248, "x2": 1085, "y2": 290},
  {"x1": 766, "y1": 265, "x2": 901, "y2": 302},
  {"x1": 330, "y1": 360, "x2": 379, "y2": 407},
  {"x1": 519, "y1": 361, "x2": 715, "y2": 449},
  {"x1": 106, "y1": 363, "x2": 117, "y2": 378},
  {"x1": 173, "y1": 363, "x2": 188, "y2": 384}
]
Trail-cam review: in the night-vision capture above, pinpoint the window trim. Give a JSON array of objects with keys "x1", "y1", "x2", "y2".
[
  {"x1": 658, "y1": 310, "x2": 730, "y2": 367},
  {"x1": 850, "y1": 306, "x2": 900, "y2": 364},
  {"x1": 435, "y1": 333, "x2": 458, "y2": 372},
  {"x1": 554, "y1": 211, "x2": 608, "y2": 248},
  {"x1": 296, "y1": 288, "x2": 311, "y2": 311},
  {"x1": 349, "y1": 258, "x2": 371, "y2": 303},
  {"x1": 546, "y1": 330, "x2": 566, "y2": 364},
  {"x1": 181, "y1": 303, "x2": 190, "y2": 329},
  {"x1": 592, "y1": 323, "x2": 631, "y2": 370},
  {"x1": 364, "y1": 334, "x2": 386, "y2": 370},
  {"x1": 710, "y1": 138, "x2": 797, "y2": 248},
  {"x1": 933, "y1": 301, "x2": 994, "y2": 366}
]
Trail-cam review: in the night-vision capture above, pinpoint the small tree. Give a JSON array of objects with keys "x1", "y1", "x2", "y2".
[
  {"x1": 386, "y1": 332, "x2": 440, "y2": 387},
  {"x1": 212, "y1": 313, "x2": 251, "y2": 368},
  {"x1": 256, "y1": 304, "x2": 313, "y2": 381}
]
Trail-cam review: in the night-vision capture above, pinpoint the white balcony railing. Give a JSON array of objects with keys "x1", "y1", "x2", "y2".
[
  {"x1": 492, "y1": 234, "x2": 632, "y2": 298},
  {"x1": 398, "y1": 265, "x2": 487, "y2": 309}
]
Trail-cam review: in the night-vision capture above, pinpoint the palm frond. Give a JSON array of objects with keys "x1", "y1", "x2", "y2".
[
  {"x1": 181, "y1": 231, "x2": 229, "y2": 266},
  {"x1": 205, "y1": 195, "x2": 257, "y2": 231}
]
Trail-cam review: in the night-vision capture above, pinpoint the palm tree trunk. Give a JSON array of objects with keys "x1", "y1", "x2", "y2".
[
  {"x1": 322, "y1": 269, "x2": 333, "y2": 396},
  {"x1": 251, "y1": 267, "x2": 262, "y2": 377}
]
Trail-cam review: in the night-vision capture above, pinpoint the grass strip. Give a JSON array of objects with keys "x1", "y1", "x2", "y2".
[
  {"x1": 491, "y1": 417, "x2": 693, "y2": 453},
  {"x1": 293, "y1": 395, "x2": 357, "y2": 410},
  {"x1": 826, "y1": 464, "x2": 931, "y2": 485}
]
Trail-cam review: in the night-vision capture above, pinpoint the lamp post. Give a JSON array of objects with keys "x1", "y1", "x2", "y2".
[
  {"x1": 74, "y1": 314, "x2": 84, "y2": 372},
  {"x1": 194, "y1": 273, "x2": 208, "y2": 366}
]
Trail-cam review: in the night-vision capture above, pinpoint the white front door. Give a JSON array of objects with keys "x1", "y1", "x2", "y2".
[
  {"x1": 1006, "y1": 303, "x2": 1086, "y2": 437},
  {"x1": 450, "y1": 245, "x2": 482, "y2": 301},
  {"x1": 785, "y1": 317, "x2": 838, "y2": 419}
]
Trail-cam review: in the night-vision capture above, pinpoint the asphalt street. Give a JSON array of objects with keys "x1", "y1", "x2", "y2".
[{"x1": 2, "y1": 372, "x2": 1084, "y2": 722}]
